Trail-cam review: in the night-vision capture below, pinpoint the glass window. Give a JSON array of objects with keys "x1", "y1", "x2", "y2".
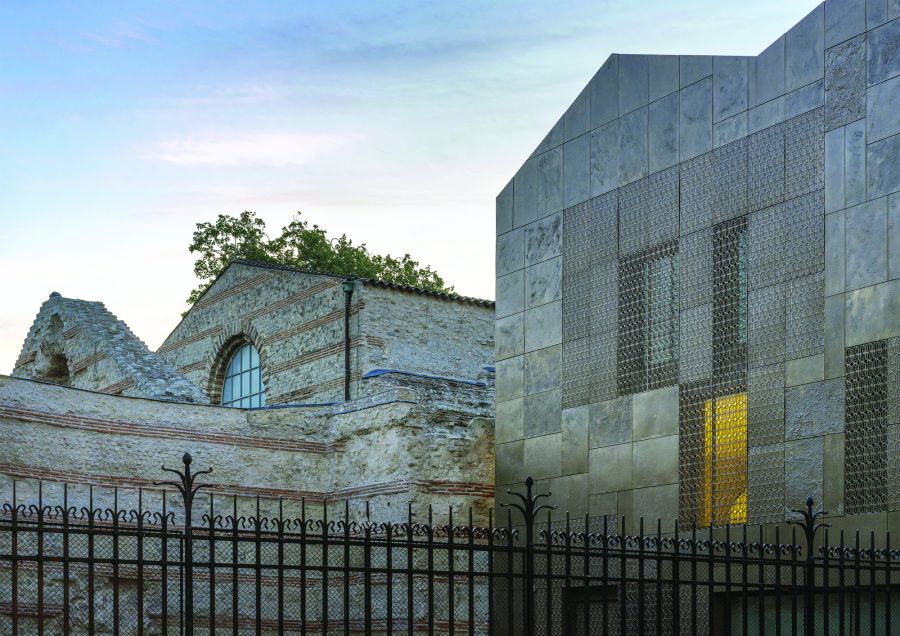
[
  {"x1": 700, "y1": 392, "x2": 748, "y2": 527},
  {"x1": 643, "y1": 253, "x2": 679, "y2": 367},
  {"x1": 221, "y1": 343, "x2": 265, "y2": 408}
]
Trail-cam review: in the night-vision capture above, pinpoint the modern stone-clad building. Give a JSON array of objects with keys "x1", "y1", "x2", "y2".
[
  {"x1": 5, "y1": 260, "x2": 496, "y2": 521},
  {"x1": 494, "y1": 0, "x2": 900, "y2": 535}
]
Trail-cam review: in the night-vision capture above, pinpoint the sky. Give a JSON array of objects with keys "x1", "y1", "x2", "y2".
[{"x1": 0, "y1": 0, "x2": 819, "y2": 373}]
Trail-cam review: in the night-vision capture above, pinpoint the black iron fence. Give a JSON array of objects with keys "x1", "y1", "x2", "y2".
[{"x1": 1, "y1": 453, "x2": 899, "y2": 635}]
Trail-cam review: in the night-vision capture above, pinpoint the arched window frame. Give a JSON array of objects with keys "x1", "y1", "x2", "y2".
[{"x1": 207, "y1": 334, "x2": 267, "y2": 408}]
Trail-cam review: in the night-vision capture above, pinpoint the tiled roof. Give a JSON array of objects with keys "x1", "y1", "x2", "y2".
[{"x1": 228, "y1": 259, "x2": 495, "y2": 307}]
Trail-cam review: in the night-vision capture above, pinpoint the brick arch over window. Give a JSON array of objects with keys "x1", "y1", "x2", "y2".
[{"x1": 204, "y1": 320, "x2": 269, "y2": 405}]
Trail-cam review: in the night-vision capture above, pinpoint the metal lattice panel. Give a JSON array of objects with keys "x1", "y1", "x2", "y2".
[
  {"x1": 589, "y1": 259, "x2": 618, "y2": 332},
  {"x1": 712, "y1": 137, "x2": 749, "y2": 225},
  {"x1": 646, "y1": 165, "x2": 680, "y2": 247},
  {"x1": 890, "y1": 423, "x2": 900, "y2": 512},
  {"x1": 748, "y1": 283, "x2": 785, "y2": 369},
  {"x1": 712, "y1": 216, "x2": 749, "y2": 385},
  {"x1": 747, "y1": 121, "x2": 785, "y2": 213},
  {"x1": 562, "y1": 337, "x2": 593, "y2": 410},
  {"x1": 844, "y1": 340, "x2": 888, "y2": 515},
  {"x1": 678, "y1": 381, "x2": 748, "y2": 528},
  {"x1": 591, "y1": 328, "x2": 618, "y2": 403},
  {"x1": 562, "y1": 201, "x2": 595, "y2": 275},
  {"x1": 562, "y1": 268, "x2": 591, "y2": 343},
  {"x1": 679, "y1": 228, "x2": 712, "y2": 310},
  {"x1": 784, "y1": 107, "x2": 825, "y2": 203},
  {"x1": 887, "y1": 337, "x2": 899, "y2": 426},
  {"x1": 680, "y1": 151, "x2": 715, "y2": 236},
  {"x1": 748, "y1": 363, "x2": 785, "y2": 447},
  {"x1": 616, "y1": 241, "x2": 679, "y2": 396},
  {"x1": 783, "y1": 189, "x2": 825, "y2": 281},
  {"x1": 679, "y1": 381, "x2": 712, "y2": 527},
  {"x1": 748, "y1": 203, "x2": 785, "y2": 291},
  {"x1": 680, "y1": 303, "x2": 712, "y2": 384},
  {"x1": 785, "y1": 272, "x2": 824, "y2": 361},
  {"x1": 619, "y1": 176, "x2": 650, "y2": 257},
  {"x1": 748, "y1": 443, "x2": 784, "y2": 525}
]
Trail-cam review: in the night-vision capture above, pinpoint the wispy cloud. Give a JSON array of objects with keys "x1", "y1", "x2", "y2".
[{"x1": 143, "y1": 131, "x2": 356, "y2": 167}]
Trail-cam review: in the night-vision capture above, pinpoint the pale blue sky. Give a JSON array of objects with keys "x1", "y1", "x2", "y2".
[{"x1": 0, "y1": 0, "x2": 818, "y2": 372}]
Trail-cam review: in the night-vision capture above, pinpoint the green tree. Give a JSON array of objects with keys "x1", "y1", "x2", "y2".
[{"x1": 186, "y1": 211, "x2": 453, "y2": 306}]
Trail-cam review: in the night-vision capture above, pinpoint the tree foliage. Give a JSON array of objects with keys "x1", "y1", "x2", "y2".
[{"x1": 187, "y1": 211, "x2": 453, "y2": 306}]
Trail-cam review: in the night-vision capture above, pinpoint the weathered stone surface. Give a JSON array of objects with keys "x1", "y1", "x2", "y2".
[
  {"x1": 496, "y1": 270, "x2": 524, "y2": 319},
  {"x1": 784, "y1": 436, "x2": 825, "y2": 514},
  {"x1": 591, "y1": 121, "x2": 619, "y2": 196},
  {"x1": 513, "y1": 157, "x2": 538, "y2": 228},
  {"x1": 680, "y1": 77, "x2": 713, "y2": 161},
  {"x1": 524, "y1": 301, "x2": 562, "y2": 352},
  {"x1": 845, "y1": 197, "x2": 888, "y2": 290},
  {"x1": 564, "y1": 85, "x2": 591, "y2": 142},
  {"x1": 713, "y1": 56, "x2": 749, "y2": 122},
  {"x1": 589, "y1": 443, "x2": 633, "y2": 493},
  {"x1": 845, "y1": 118, "x2": 866, "y2": 206},
  {"x1": 649, "y1": 55, "x2": 679, "y2": 101},
  {"x1": 496, "y1": 179, "x2": 514, "y2": 235},
  {"x1": 749, "y1": 96, "x2": 785, "y2": 133},
  {"x1": 13, "y1": 294, "x2": 207, "y2": 403},
  {"x1": 825, "y1": 34, "x2": 866, "y2": 130},
  {"x1": 632, "y1": 386, "x2": 679, "y2": 441},
  {"x1": 714, "y1": 112, "x2": 748, "y2": 148},
  {"x1": 525, "y1": 344, "x2": 561, "y2": 394},
  {"x1": 495, "y1": 313, "x2": 524, "y2": 361},
  {"x1": 496, "y1": 397, "x2": 524, "y2": 443},
  {"x1": 591, "y1": 55, "x2": 619, "y2": 129},
  {"x1": 525, "y1": 257, "x2": 562, "y2": 308},
  {"x1": 562, "y1": 405, "x2": 589, "y2": 475},
  {"x1": 619, "y1": 54, "x2": 649, "y2": 116},
  {"x1": 537, "y1": 146, "x2": 564, "y2": 217},
  {"x1": 785, "y1": 4, "x2": 825, "y2": 92},
  {"x1": 618, "y1": 106, "x2": 649, "y2": 185},
  {"x1": 632, "y1": 483, "x2": 678, "y2": 523},
  {"x1": 1, "y1": 372, "x2": 496, "y2": 523},
  {"x1": 786, "y1": 354, "x2": 825, "y2": 386},
  {"x1": 632, "y1": 435, "x2": 678, "y2": 488},
  {"x1": 750, "y1": 37, "x2": 785, "y2": 107},
  {"x1": 495, "y1": 355, "x2": 524, "y2": 403},
  {"x1": 824, "y1": 433, "x2": 846, "y2": 515},
  {"x1": 496, "y1": 227, "x2": 524, "y2": 277},
  {"x1": 524, "y1": 433, "x2": 561, "y2": 480},
  {"x1": 680, "y1": 55, "x2": 712, "y2": 87},
  {"x1": 785, "y1": 378, "x2": 846, "y2": 439},
  {"x1": 867, "y1": 17, "x2": 900, "y2": 85},
  {"x1": 564, "y1": 133, "x2": 591, "y2": 207},
  {"x1": 524, "y1": 388, "x2": 561, "y2": 437},
  {"x1": 846, "y1": 278, "x2": 900, "y2": 345},
  {"x1": 825, "y1": 0, "x2": 865, "y2": 48},
  {"x1": 589, "y1": 396, "x2": 632, "y2": 448},
  {"x1": 867, "y1": 133, "x2": 900, "y2": 198},
  {"x1": 649, "y1": 92, "x2": 679, "y2": 173},
  {"x1": 525, "y1": 212, "x2": 562, "y2": 265},
  {"x1": 867, "y1": 74, "x2": 900, "y2": 143},
  {"x1": 890, "y1": 193, "x2": 900, "y2": 278}
]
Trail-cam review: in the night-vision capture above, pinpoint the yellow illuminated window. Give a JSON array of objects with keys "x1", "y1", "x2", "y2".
[{"x1": 700, "y1": 392, "x2": 748, "y2": 527}]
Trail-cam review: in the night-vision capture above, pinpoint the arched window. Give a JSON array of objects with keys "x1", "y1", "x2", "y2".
[{"x1": 221, "y1": 343, "x2": 265, "y2": 408}]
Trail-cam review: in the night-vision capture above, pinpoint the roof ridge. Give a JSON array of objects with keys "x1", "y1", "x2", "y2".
[{"x1": 228, "y1": 259, "x2": 495, "y2": 307}]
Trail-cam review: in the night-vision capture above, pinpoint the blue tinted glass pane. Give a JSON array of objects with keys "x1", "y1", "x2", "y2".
[
  {"x1": 226, "y1": 354, "x2": 238, "y2": 378},
  {"x1": 241, "y1": 345, "x2": 250, "y2": 369},
  {"x1": 250, "y1": 346, "x2": 259, "y2": 368},
  {"x1": 222, "y1": 381, "x2": 232, "y2": 404},
  {"x1": 251, "y1": 370, "x2": 259, "y2": 393},
  {"x1": 232, "y1": 376, "x2": 241, "y2": 400},
  {"x1": 250, "y1": 394, "x2": 260, "y2": 408},
  {"x1": 241, "y1": 397, "x2": 250, "y2": 408},
  {"x1": 241, "y1": 372, "x2": 250, "y2": 397}
]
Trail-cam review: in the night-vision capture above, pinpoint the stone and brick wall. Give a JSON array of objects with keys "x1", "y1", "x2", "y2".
[
  {"x1": 157, "y1": 261, "x2": 494, "y2": 406},
  {"x1": 0, "y1": 373, "x2": 495, "y2": 523},
  {"x1": 495, "y1": 0, "x2": 900, "y2": 538},
  {"x1": 13, "y1": 294, "x2": 207, "y2": 403}
]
